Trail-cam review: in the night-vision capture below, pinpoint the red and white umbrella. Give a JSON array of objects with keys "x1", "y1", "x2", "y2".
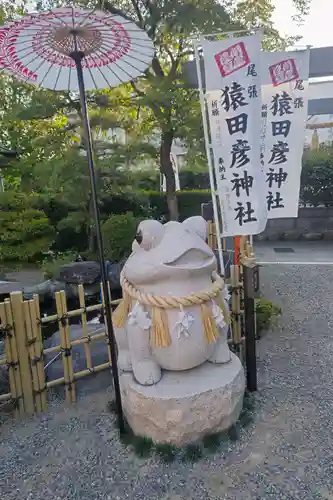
[
  {"x1": 0, "y1": 6, "x2": 155, "y2": 432},
  {"x1": 0, "y1": 6, "x2": 154, "y2": 90}
]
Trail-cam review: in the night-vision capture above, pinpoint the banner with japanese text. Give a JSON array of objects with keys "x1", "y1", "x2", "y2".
[
  {"x1": 260, "y1": 50, "x2": 310, "y2": 218},
  {"x1": 202, "y1": 35, "x2": 268, "y2": 236}
]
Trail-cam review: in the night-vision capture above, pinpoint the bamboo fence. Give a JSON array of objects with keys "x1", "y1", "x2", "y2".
[
  {"x1": 206, "y1": 222, "x2": 256, "y2": 360},
  {"x1": 0, "y1": 231, "x2": 256, "y2": 416},
  {"x1": 0, "y1": 284, "x2": 121, "y2": 416}
]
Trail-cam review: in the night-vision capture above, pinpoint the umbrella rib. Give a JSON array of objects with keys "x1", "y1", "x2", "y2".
[
  {"x1": 53, "y1": 63, "x2": 63, "y2": 91},
  {"x1": 71, "y1": 5, "x2": 75, "y2": 28},
  {"x1": 86, "y1": 63, "x2": 99, "y2": 91},
  {"x1": 102, "y1": 39, "x2": 154, "y2": 58},
  {"x1": 67, "y1": 62, "x2": 72, "y2": 93},
  {"x1": 107, "y1": 57, "x2": 140, "y2": 83},
  {"x1": 101, "y1": 40, "x2": 153, "y2": 66},
  {"x1": 88, "y1": 50, "x2": 123, "y2": 87},
  {"x1": 25, "y1": 12, "x2": 69, "y2": 30},
  {"x1": 38, "y1": 58, "x2": 57, "y2": 88},
  {"x1": 65, "y1": 18, "x2": 147, "y2": 33},
  {"x1": 45, "y1": 9, "x2": 71, "y2": 28},
  {"x1": 75, "y1": 8, "x2": 97, "y2": 29}
]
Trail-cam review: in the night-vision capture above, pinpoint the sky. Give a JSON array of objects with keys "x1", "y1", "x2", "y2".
[{"x1": 272, "y1": 0, "x2": 333, "y2": 48}]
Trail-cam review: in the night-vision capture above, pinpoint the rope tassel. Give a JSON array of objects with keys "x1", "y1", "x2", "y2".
[
  {"x1": 112, "y1": 292, "x2": 132, "y2": 328},
  {"x1": 151, "y1": 307, "x2": 171, "y2": 348},
  {"x1": 200, "y1": 303, "x2": 219, "y2": 344}
]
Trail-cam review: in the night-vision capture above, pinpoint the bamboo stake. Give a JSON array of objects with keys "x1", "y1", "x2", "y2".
[
  {"x1": 46, "y1": 361, "x2": 111, "y2": 389},
  {"x1": 78, "y1": 284, "x2": 93, "y2": 370},
  {"x1": 60, "y1": 290, "x2": 76, "y2": 403},
  {"x1": 230, "y1": 265, "x2": 242, "y2": 346},
  {"x1": 0, "y1": 302, "x2": 18, "y2": 416},
  {"x1": 40, "y1": 299, "x2": 122, "y2": 325},
  {"x1": 100, "y1": 283, "x2": 112, "y2": 366},
  {"x1": 10, "y1": 292, "x2": 35, "y2": 414},
  {"x1": 106, "y1": 282, "x2": 113, "y2": 366},
  {"x1": 43, "y1": 330, "x2": 106, "y2": 356},
  {"x1": 32, "y1": 296, "x2": 47, "y2": 412},
  {"x1": 23, "y1": 301, "x2": 42, "y2": 413},
  {"x1": 4, "y1": 298, "x2": 23, "y2": 415},
  {"x1": 55, "y1": 292, "x2": 72, "y2": 404}
]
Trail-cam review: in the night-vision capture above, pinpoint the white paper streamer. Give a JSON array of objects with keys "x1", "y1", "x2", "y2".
[
  {"x1": 128, "y1": 302, "x2": 152, "y2": 330},
  {"x1": 174, "y1": 306, "x2": 194, "y2": 339}
]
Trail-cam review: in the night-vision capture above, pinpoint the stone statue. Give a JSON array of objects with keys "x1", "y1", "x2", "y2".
[{"x1": 113, "y1": 216, "x2": 231, "y2": 386}]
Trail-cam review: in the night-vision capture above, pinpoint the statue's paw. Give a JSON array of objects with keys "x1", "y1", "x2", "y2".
[
  {"x1": 118, "y1": 350, "x2": 132, "y2": 372},
  {"x1": 133, "y1": 360, "x2": 162, "y2": 386},
  {"x1": 209, "y1": 343, "x2": 231, "y2": 364}
]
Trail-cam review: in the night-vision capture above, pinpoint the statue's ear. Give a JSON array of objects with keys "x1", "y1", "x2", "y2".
[{"x1": 182, "y1": 216, "x2": 208, "y2": 241}]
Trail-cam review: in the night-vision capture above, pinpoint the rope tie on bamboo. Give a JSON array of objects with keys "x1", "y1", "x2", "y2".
[{"x1": 113, "y1": 271, "x2": 230, "y2": 348}]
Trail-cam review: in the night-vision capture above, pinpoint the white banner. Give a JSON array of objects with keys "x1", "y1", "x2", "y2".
[
  {"x1": 202, "y1": 35, "x2": 267, "y2": 236},
  {"x1": 260, "y1": 50, "x2": 310, "y2": 218}
]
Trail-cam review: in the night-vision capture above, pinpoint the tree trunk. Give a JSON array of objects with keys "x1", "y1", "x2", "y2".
[{"x1": 160, "y1": 130, "x2": 179, "y2": 221}]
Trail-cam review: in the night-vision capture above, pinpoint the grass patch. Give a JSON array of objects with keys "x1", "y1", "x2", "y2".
[
  {"x1": 202, "y1": 432, "x2": 222, "y2": 452},
  {"x1": 132, "y1": 436, "x2": 154, "y2": 457},
  {"x1": 182, "y1": 443, "x2": 203, "y2": 462},
  {"x1": 256, "y1": 297, "x2": 282, "y2": 337},
  {"x1": 155, "y1": 443, "x2": 177, "y2": 462}
]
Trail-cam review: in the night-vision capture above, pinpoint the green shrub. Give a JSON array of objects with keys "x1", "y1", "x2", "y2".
[
  {"x1": 102, "y1": 212, "x2": 141, "y2": 262},
  {"x1": 144, "y1": 189, "x2": 212, "y2": 221},
  {"x1": 256, "y1": 297, "x2": 282, "y2": 336},
  {"x1": 41, "y1": 251, "x2": 78, "y2": 279},
  {"x1": 300, "y1": 148, "x2": 333, "y2": 206},
  {"x1": 0, "y1": 191, "x2": 54, "y2": 262}
]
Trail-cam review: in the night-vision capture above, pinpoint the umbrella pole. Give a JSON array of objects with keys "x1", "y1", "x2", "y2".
[{"x1": 70, "y1": 50, "x2": 125, "y2": 435}]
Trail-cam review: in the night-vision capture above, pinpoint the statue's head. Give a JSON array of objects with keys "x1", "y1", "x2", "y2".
[{"x1": 123, "y1": 216, "x2": 216, "y2": 286}]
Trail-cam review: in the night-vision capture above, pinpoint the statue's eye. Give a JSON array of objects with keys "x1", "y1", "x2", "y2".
[{"x1": 135, "y1": 230, "x2": 143, "y2": 245}]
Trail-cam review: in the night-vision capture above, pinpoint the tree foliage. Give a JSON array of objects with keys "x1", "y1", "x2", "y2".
[
  {"x1": 0, "y1": 0, "x2": 313, "y2": 260},
  {"x1": 0, "y1": 191, "x2": 54, "y2": 262}
]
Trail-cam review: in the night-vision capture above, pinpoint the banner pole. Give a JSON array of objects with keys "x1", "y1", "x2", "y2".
[{"x1": 194, "y1": 39, "x2": 225, "y2": 275}]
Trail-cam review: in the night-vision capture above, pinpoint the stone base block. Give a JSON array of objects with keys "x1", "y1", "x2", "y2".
[{"x1": 120, "y1": 353, "x2": 245, "y2": 446}]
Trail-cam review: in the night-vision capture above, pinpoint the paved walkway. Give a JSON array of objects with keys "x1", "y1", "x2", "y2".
[{"x1": 0, "y1": 262, "x2": 333, "y2": 499}]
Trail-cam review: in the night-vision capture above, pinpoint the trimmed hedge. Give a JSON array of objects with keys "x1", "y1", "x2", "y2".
[
  {"x1": 300, "y1": 149, "x2": 333, "y2": 207},
  {"x1": 0, "y1": 191, "x2": 55, "y2": 262},
  {"x1": 146, "y1": 190, "x2": 211, "y2": 221}
]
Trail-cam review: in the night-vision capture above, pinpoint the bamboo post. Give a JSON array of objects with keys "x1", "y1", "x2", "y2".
[
  {"x1": 101, "y1": 282, "x2": 112, "y2": 366},
  {"x1": 230, "y1": 265, "x2": 242, "y2": 348},
  {"x1": 10, "y1": 292, "x2": 35, "y2": 414},
  {"x1": 55, "y1": 291, "x2": 73, "y2": 404},
  {"x1": 23, "y1": 301, "x2": 42, "y2": 413},
  {"x1": 0, "y1": 302, "x2": 19, "y2": 416},
  {"x1": 60, "y1": 290, "x2": 76, "y2": 403},
  {"x1": 31, "y1": 296, "x2": 47, "y2": 412},
  {"x1": 78, "y1": 284, "x2": 93, "y2": 371},
  {"x1": 243, "y1": 261, "x2": 258, "y2": 392},
  {"x1": 4, "y1": 298, "x2": 23, "y2": 415}
]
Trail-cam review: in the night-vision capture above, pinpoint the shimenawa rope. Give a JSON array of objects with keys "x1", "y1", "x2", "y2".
[{"x1": 113, "y1": 271, "x2": 230, "y2": 348}]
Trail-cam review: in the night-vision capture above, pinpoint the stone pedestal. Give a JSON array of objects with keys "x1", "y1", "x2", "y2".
[{"x1": 120, "y1": 353, "x2": 245, "y2": 446}]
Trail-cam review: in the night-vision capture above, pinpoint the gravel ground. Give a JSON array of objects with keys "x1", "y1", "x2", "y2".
[{"x1": 1, "y1": 264, "x2": 333, "y2": 500}]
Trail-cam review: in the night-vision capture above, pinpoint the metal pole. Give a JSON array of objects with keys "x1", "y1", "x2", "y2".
[
  {"x1": 70, "y1": 48, "x2": 125, "y2": 434},
  {"x1": 243, "y1": 264, "x2": 257, "y2": 392},
  {"x1": 193, "y1": 39, "x2": 225, "y2": 275}
]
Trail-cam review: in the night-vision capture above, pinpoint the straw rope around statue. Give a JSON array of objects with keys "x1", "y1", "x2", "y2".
[{"x1": 113, "y1": 271, "x2": 230, "y2": 348}]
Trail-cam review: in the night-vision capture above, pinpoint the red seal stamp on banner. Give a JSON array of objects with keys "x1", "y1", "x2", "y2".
[
  {"x1": 214, "y1": 41, "x2": 250, "y2": 77},
  {"x1": 269, "y1": 58, "x2": 299, "y2": 86}
]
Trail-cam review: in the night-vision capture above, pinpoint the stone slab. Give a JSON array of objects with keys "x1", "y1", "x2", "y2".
[{"x1": 120, "y1": 353, "x2": 245, "y2": 446}]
